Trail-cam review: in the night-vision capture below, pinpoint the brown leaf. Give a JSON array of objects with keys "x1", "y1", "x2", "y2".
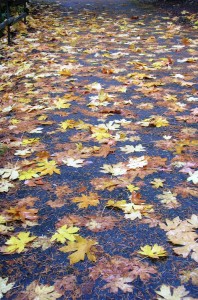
[
  {"x1": 7, "y1": 206, "x2": 38, "y2": 222},
  {"x1": 93, "y1": 144, "x2": 116, "y2": 158}
]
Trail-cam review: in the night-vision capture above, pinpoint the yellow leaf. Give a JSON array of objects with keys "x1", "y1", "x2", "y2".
[
  {"x1": 60, "y1": 120, "x2": 76, "y2": 131},
  {"x1": 106, "y1": 199, "x2": 127, "y2": 210},
  {"x1": 127, "y1": 184, "x2": 140, "y2": 192},
  {"x1": 19, "y1": 169, "x2": 39, "y2": 180},
  {"x1": 35, "y1": 159, "x2": 60, "y2": 176},
  {"x1": 91, "y1": 127, "x2": 111, "y2": 141},
  {"x1": 138, "y1": 244, "x2": 167, "y2": 258},
  {"x1": 10, "y1": 119, "x2": 20, "y2": 125},
  {"x1": 51, "y1": 225, "x2": 79, "y2": 243},
  {"x1": 72, "y1": 192, "x2": 100, "y2": 208},
  {"x1": 54, "y1": 99, "x2": 71, "y2": 109},
  {"x1": 59, "y1": 236, "x2": 98, "y2": 264},
  {"x1": 98, "y1": 90, "x2": 109, "y2": 102},
  {"x1": 2, "y1": 232, "x2": 36, "y2": 254},
  {"x1": 153, "y1": 116, "x2": 169, "y2": 127},
  {"x1": 59, "y1": 69, "x2": 72, "y2": 76},
  {"x1": 22, "y1": 138, "x2": 40, "y2": 145},
  {"x1": 38, "y1": 115, "x2": 48, "y2": 121}
]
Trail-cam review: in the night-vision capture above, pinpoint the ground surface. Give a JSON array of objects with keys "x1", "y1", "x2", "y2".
[{"x1": 0, "y1": 0, "x2": 198, "y2": 299}]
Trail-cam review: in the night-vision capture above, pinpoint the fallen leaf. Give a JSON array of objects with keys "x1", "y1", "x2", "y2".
[
  {"x1": 59, "y1": 236, "x2": 98, "y2": 264},
  {"x1": 138, "y1": 244, "x2": 167, "y2": 259},
  {"x1": 155, "y1": 285, "x2": 191, "y2": 300},
  {"x1": 51, "y1": 225, "x2": 79, "y2": 243},
  {"x1": 1, "y1": 232, "x2": 37, "y2": 254},
  {"x1": 72, "y1": 193, "x2": 100, "y2": 208},
  {"x1": 0, "y1": 277, "x2": 15, "y2": 299}
]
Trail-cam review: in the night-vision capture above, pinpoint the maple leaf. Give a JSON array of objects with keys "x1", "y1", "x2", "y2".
[
  {"x1": 127, "y1": 184, "x2": 140, "y2": 192},
  {"x1": 18, "y1": 281, "x2": 61, "y2": 300},
  {"x1": 102, "y1": 121, "x2": 120, "y2": 131},
  {"x1": 0, "y1": 277, "x2": 15, "y2": 299},
  {"x1": 150, "y1": 178, "x2": 165, "y2": 188},
  {"x1": 103, "y1": 276, "x2": 133, "y2": 293},
  {"x1": 180, "y1": 268, "x2": 198, "y2": 286},
  {"x1": 19, "y1": 169, "x2": 39, "y2": 180},
  {"x1": 93, "y1": 144, "x2": 116, "y2": 158},
  {"x1": 14, "y1": 149, "x2": 32, "y2": 156},
  {"x1": 31, "y1": 236, "x2": 52, "y2": 250},
  {"x1": 86, "y1": 82, "x2": 102, "y2": 91},
  {"x1": 138, "y1": 116, "x2": 169, "y2": 127},
  {"x1": 91, "y1": 127, "x2": 111, "y2": 141},
  {"x1": 51, "y1": 225, "x2": 79, "y2": 243},
  {"x1": 72, "y1": 192, "x2": 100, "y2": 208},
  {"x1": 7, "y1": 206, "x2": 38, "y2": 223},
  {"x1": 0, "y1": 179, "x2": 14, "y2": 192},
  {"x1": 54, "y1": 99, "x2": 71, "y2": 109},
  {"x1": 159, "y1": 217, "x2": 182, "y2": 231},
  {"x1": 106, "y1": 199, "x2": 127, "y2": 210},
  {"x1": 160, "y1": 215, "x2": 198, "y2": 262},
  {"x1": 157, "y1": 191, "x2": 180, "y2": 208},
  {"x1": 98, "y1": 90, "x2": 110, "y2": 102},
  {"x1": 59, "y1": 68, "x2": 72, "y2": 76},
  {"x1": 120, "y1": 144, "x2": 145, "y2": 153},
  {"x1": 59, "y1": 236, "x2": 98, "y2": 264},
  {"x1": 35, "y1": 159, "x2": 60, "y2": 176},
  {"x1": 62, "y1": 157, "x2": 84, "y2": 168},
  {"x1": 0, "y1": 215, "x2": 14, "y2": 234},
  {"x1": 0, "y1": 167, "x2": 19, "y2": 181},
  {"x1": 22, "y1": 138, "x2": 40, "y2": 145},
  {"x1": 60, "y1": 119, "x2": 76, "y2": 131},
  {"x1": 100, "y1": 163, "x2": 127, "y2": 176},
  {"x1": 138, "y1": 244, "x2": 167, "y2": 258},
  {"x1": 2, "y1": 232, "x2": 36, "y2": 254},
  {"x1": 187, "y1": 170, "x2": 198, "y2": 184},
  {"x1": 54, "y1": 275, "x2": 78, "y2": 295},
  {"x1": 85, "y1": 216, "x2": 117, "y2": 232},
  {"x1": 155, "y1": 285, "x2": 191, "y2": 300},
  {"x1": 127, "y1": 156, "x2": 148, "y2": 169},
  {"x1": 125, "y1": 210, "x2": 142, "y2": 221},
  {"x1": 89, "y1": 256, "x2": 157, "y2": 288}
]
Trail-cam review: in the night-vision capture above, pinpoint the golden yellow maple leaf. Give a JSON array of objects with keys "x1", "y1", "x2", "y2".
[
  {"x1": 59, "y1": 69, "x2": 72, "y2": 76},
  {"x1": 127, "y1": 184, "x2": 140, "y2": 192},
  {"x1": 51, "y1": 225, "x2": 79, "y2": 243},
  {"x1": 59, "y1": 236, "x2": 98, "y2": 264},
  {"x1": 2, "y1": 232, "x2": 36, "y2": 254},
  {"x1": 54, "y1": 99, "x2": 71, "y2": 109},
  {"x1": 22, "y1": 138, "x2": 40, "y2": 145},
  {"x1": 35, "y1": 159, "x2": 60, "y2": 176},
  {"x1": 72, "y1": 193, "x2": 100, "y2": 208},
  {"x1": 98, "y1": 90, "x2": 109, "y2": 102},
  {"x1": 19, "y1": 169, "x2": 39, "y2": 180},
  {"x1": 106, "y1": 199, "x2": 127, "y2": 210},
  {"x1": 91, "y1": 127, "x2": 111, "y2": 141},
  {"x1": 60, "y1": 119, "x2": 76, "y2": 131},
  {"x1": 153, "y1": 116, "x2": 169, "y2": 127},
  {"x1": 138, "y1": 244, "x2": 167, "y2": 258}
]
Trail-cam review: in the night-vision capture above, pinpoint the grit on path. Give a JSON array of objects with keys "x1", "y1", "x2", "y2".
[{"x1": 0, "y1": 0, "x2": 197, "y2": 299}]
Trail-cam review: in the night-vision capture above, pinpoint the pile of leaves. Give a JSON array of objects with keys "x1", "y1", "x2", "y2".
[{"x1": 0, "y1": 0, "x2": 197, "y2": 298}]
